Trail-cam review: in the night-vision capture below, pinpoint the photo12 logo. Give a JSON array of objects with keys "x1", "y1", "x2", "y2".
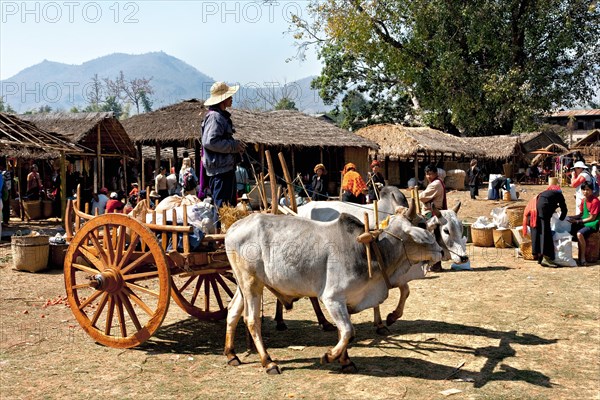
[
  {"x1": 1, "y1": 1, "x2": 140, "y2": 24},
  {"x1": 200, "y1": 1, "x2": 303, "y2": 24}
]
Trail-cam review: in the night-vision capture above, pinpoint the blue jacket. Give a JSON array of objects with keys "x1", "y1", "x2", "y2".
[{"x1": 201, "y1": 107, "x2": 241, "y2": 176}]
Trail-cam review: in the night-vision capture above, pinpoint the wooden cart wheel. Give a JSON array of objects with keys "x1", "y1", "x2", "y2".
[
  {"x1": 64, "y1": 214, "x2": 170, "y2": 348},
  {"x1": 170, "y1": 271, "x2": 236, "y2": 321}
]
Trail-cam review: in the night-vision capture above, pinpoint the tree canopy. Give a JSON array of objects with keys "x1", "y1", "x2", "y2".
[{"x1": 293, "y1": 0, "x2": 600, "y2": 135}]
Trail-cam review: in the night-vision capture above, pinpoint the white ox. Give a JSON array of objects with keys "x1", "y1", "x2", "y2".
[
  {"x1": 224, "y1": 209, "x2": 443, "y2": 374},
  {"x1": 297, "y1": 195, "x2": 468, "y2": 334}
]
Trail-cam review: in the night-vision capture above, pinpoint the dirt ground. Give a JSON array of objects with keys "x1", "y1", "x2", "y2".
[{"x1": 0, "y1": 184, "x2": 599, "y2": 400}]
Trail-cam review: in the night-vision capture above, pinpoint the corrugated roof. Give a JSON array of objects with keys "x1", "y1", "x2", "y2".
[{"x1": 548, "y1": 109, "x2": 600, "y2": 117}]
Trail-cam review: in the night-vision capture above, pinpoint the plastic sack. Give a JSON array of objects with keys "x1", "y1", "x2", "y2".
[
  {"x1": 490, "y1": 207, "x2": 509, "y2": 229},
  {"x1": 550, "y1": 212, "x2": 571, "y2": 234},
  {"x1": 553, "y1": 231, "x2": 577, "y2": 267},
  {"x1": 472, "y1": 216, "x2": 495, "y2": 229}
]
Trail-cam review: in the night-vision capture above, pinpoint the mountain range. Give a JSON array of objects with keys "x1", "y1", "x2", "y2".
[{"x1": 0, "y1": 52, "x2": 334, "y2": 114}]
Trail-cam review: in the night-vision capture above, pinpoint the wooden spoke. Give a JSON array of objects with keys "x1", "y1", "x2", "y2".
[
  {"x1": 105, "y1": 295, "x2": 115, "y2": 336},
  {"x1": 170, "y1": 272, "x2": 236, "y2": 321},
  {"x1": 90, "y1": 293, "x2": 109, "y2": 327},
  {"x1": 87, "y1": 231, "x2": 109, "y2": 267},
  {"x1": 178, "y1": 275, "x2": 196, "y2": 293},
  {"x1": 104, "y1": 224, "x2": 116, "y2": 265},
  {"x1": 125, "y1": 282, "x2": 159, "y2": 298},
  {"x1": 78, "y1": 290, "x2": 103, "y2": 311},
  {"x1": 72, "y1": 262, "x2": 101, "y2": 276},
  {"x1": 210, "y1": 277, "x2": 225, "y2": 311},
  {"x1": 204, "y1": 277, "x2": 210, "y2": 311},
  {"x1": 190, "y1": 276, "x2": 204, "y2": 306},
  {"x1": 115, "y1": 295, "x2": 127, "y2": 338},
  {"x1": 215, "y1": 274, "x2": 235, "y2": 298},
  {"x1": 115, "y1": 225, "x2": 127, "y2": 266},
  {"x1": 64, "y1": 214, "x2": 170, "y2": 348},
  {"x1": 75, "y1": 247, "x2": 106, "y2": 273},
  {"x1": 123, "y1": 287, "x2": 154, "y2": 317},
  {"x1": 123, "y1": 270, "x2": 159, "y2": 281},
  {"x1": 121, "y1": 252, "x2": 154, "y2": 275},
  {"x1": 118, "y1": 292, "x2": 142, "y2": 332},
  {"x1": 117, "y1": 233, "x2": 140, "y2": 270}
]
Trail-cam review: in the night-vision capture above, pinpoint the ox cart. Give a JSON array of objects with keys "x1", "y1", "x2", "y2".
[{"x1": 62, "y1": 188, "x2": 235, "y2": 349}]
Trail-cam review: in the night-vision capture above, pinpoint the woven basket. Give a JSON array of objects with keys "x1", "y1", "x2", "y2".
[
  {"x1": 493, "y1": 229, "x2": 513, "y2": 248},
  {"x1": 22, "y1": 200, "x2": 42, "y2": 220},
  {"x1": 49, "y1": 243, "x2": 69, "y2": 269},
  {"x1": 471, "y1": 226, "x2": 494, "y2": 247},
  {"x1": 506, "y1": 205, "x2": 526, "y2": 228},
  {"x1": 11, "y1": 234, "x2": 50, "y2": 272},
  {"x1": 585, "y1": 232, "x2": 600, "y2": 263},
  {"x1": 520, "y1": 239, "x2": 535, "y2": 260},
  {"x1": 42, "y1": 200, "x2": 54, "y2": 218}
]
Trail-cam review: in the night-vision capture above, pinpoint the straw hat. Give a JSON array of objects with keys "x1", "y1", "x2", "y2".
[
  {"x1": 571, "y1": 161, "x2": 588, "y2": 169},
  {"x1": 149, "y1": 190, "x2": 161, "y2": 199},
  {"x1": 204, "y1": 82, "x2": 239, "y2": 106},
  {"x1": 314, "y1": 163, "x2": 327, "y2": 174},
  {"x1": 110, "y1": 192, "x2": 118, "y2": 199},
  {"x1": 241, "y1": 193, "x2": 249, "y2": 200}
]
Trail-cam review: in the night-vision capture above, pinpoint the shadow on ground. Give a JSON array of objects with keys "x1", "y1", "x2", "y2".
[{"x1": 142, "y1": 316, "x2": 556, "y2": 388}]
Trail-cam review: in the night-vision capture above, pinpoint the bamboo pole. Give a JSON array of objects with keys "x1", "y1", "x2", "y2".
[
  {"x1": 96, "y1": 124, "x2": 101, "y2": 192},
  {"x1": 265, "y1": 150, "x2": 278, "y2": 214},
  {"x1": 60, "y1": 151, "x2": 67, "y2": 223},
  {"x1": 364, "y1": 213, "x2": 372, "y2": 278},
  {"x1": 278, "y1": 152, "x2": 297, "y2": 212},
  {"x1": 374, "y1": 200, "x2": 379, "y2": 228},
  {"x1": 182, "y1": 203, "x2": 189, "y2": 254}
]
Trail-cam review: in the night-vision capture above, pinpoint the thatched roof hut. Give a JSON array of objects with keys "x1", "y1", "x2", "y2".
[
  {"x1": 570, "y1": 129, "x2": 600, "y2": 162},
  {"x1": 0, "y1": 112, "x2": 81, "y2": 158},
  {"x1": 22, "y1": 112, "x2": 136, "y2": 157},
  {"x1": 519, "y1": 130, "x2": 567, "y2": 154},
  {"x1": 123, "y1": 99, "x2": 377, "y2": 149},
  {"x1": 354, "y1": 124, "x2": 483, "y2": 158},
  {"x1": 462, "y1": 135, "x2": 523, "y2": 161}
]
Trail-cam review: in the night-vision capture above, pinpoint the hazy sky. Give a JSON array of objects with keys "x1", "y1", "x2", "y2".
[{"x1": 0, "y1": 0, "x2": 322, "y2": 84}]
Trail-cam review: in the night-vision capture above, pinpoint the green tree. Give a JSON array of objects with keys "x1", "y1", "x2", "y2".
[
  {"x1": 0, "y1": 97, "x2": 15, "y2": 113},
  {"x1": 274, "y1": 97, "x2": 298, "y2": 110},
  {"x1": 140, "y1": 90, "x2": 153, "y2": 113},
  {"x1": 293, "y1": 0, "x2": 600, "y2": 135}
]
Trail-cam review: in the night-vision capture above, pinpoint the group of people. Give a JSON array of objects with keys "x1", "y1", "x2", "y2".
[{"x1": 524, "y1": 160, "x2": 599, "y2": 267}]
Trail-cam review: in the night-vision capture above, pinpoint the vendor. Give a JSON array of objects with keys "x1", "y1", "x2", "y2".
[{"x1": 419, "y1": 164, "x2": 447, "y2": 213}]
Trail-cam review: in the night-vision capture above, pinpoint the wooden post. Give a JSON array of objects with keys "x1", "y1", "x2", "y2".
[
  {"x1": 374, "y1": 200, "x2": 379, "y2": 228},
  {"x1": 155, "y1": 143, "x2": 161, "y2": 181},
  {"x1": 278, "y1": 152, "x2": 297, "y2": 212},
  {"x1": 137, "y1": 143, "x2": 144, "y2": 188},
  {"x1": 60, "y1": 151, "x2": 67, "y2": 223},
  {"x1": 182, "y1": 203, "x2": 189, "y2": 253},
  {"x1": 172, "y1": 145, "x2": 178, "y2": 172},
  {"x1": 364, "y1": 213, "x2": 372, "y2": 278},
  {"x1": 122, "y1": 156, "x2": 128, "y2": 192},
  {"x1": 413, "y1": 156, "x2": 419, "y2": 184},
  {"x1": 265, "y1": 150, "x2": 278, "y2": 214},
  {"x1": 96, "y1": 124, "x2": 101, "y2": 193}
]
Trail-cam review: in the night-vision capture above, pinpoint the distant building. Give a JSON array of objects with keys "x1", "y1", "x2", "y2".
[{"x1": 545, "y1": 109, "x2": 600, "y2": 144}]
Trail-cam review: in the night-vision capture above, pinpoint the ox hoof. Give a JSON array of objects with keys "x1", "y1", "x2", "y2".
[
  {"x1": 376, "y1": 325, "x2": 391, "y2": 336},
  {"x1": 276, "y1": 322, "x2": 288, "y2": 331},
  {"x1": 386, "y1": 313, "x2": 399, "y2": 326},
  {"x1": 320, "y1": 322, "x2": 337, "y2": 332},
  {"x1": 320, "y1": 353, "x2": 333, "y2": 365},
  {"x1": 227, "y1": 356, "x2": 242, "y2": 367},
  {"x1": 341, "y1": 361, "x2": 358, "y2": 373},
  {"x1": 265, "y1": 363, "x2": 281, "y2": 375}
]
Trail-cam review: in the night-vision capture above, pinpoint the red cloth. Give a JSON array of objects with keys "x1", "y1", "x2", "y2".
[
  {"x1": 579, "y1": 196, "x2": 600, "y2": 215},
  {"x1": 106, "y1": 199, "x2": 124, "y2": 214},
  {"x1": 523, "y1": 194, "x2": 540, "y2": 234}
]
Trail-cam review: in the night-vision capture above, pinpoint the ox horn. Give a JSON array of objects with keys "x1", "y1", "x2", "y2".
[
  {"x1": 431, "y1": 203, "x2": 442, "y2": 218},
  {"x1": 452, "y1": 201, "x2": 461, "y2": 214},
  {"x1": 406, "y1": 197, "x2": 416, "y2": 220}
]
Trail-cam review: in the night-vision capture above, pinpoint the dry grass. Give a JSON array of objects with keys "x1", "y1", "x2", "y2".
[{"x1": 0, "y1": 185, "x2": 599, "y2": 399}]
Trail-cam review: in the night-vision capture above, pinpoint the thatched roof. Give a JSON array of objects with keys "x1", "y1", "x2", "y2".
[
  {"x1": 571, "y1": 129, "x2": 600, "y2": 149},
  {"x1": 21, "y1": 112, "x2": 136, "y2": 157},
  {"x1": 462, "y1": 135, "x2": 523, "y2": 160},
  {"x1": 354, "y1": 124, "x2": 484, "y2": 158},
  {"x1": 530, "y1": 143, "x2": 570, "y2": 165},
  {"x1": 122, "y1": 99, "x2": 378, "y2": 149},
  {"x1": 122, "y1": 100, "x2": 205, "y2": 145},
  {"x1": 0, "y1": 112, "x2": 82, "y2": 158},
  {"x1": 519, "y1": 130, "x2": 567, "y2": 153}
]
